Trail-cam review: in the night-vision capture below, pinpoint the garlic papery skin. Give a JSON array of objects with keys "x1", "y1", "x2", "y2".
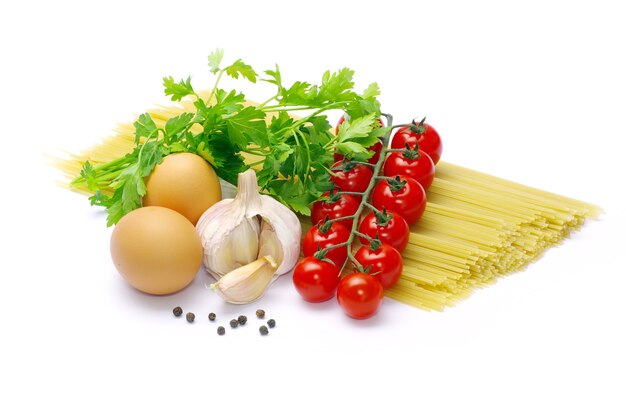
[{"x1": 196, "y1": 169, "x2": 301, "y2": 301}]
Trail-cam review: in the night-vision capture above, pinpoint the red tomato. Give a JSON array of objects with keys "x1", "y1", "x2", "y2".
[
  {"x1": 358, "y1": 209, "x2": 410, "y2": 252},
  {"x1": 392, "y1": 122, "x2": 443, "y2": 164},
  {"x1": 330, "y1": 161, "x2": 373, "y2": 193},
  {"x1": 372, "y1": 175, "x2": 426, "y2": 224},
  {"x1": 302, "y1": 222, "x2": 350, "y2": 267},
  {"x1": 337, "y1": 273, "x2": 384, "y2": 319},
  {"x1": 311, "y1": 192, "x2": 360, "y2": 229},
  {"x1": 383, "y1": 149, "x2": 435, "y2": 191},
  {"x1": 354, "y1": 244, "x2": 403, "y2": 289},
  {"x1": 334, "y1": 115, "x2": 384, "y2": 164},
  {"x1": 292, "y1": 257, "x2": 341, "y2": 302}
]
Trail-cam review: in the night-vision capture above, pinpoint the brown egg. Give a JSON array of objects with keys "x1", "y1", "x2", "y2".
[
  {"x1": 143, "y1": 152, "x2": 222, "y2": 225},
  {"x1": 110, "y1": 206, "x2": 203, "y2": 295}
]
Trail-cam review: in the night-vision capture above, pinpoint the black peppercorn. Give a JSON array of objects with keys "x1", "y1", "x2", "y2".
[
  {"x1": 237, "y1": 315, "x2": 247, "y2": 325},
  {"x1": 267, "y1": 318, "x2": 276, "y2": 328},
  {"x1": 229, "y1": 319, "x2": 239, "y2": 328},
  {"x1": 259, "y1": 325, "x2": 269, "y2": 335},
  {"x1": 173, "y1": 306, "x2": 183, "y2": 317},
  {"x1": 186, "y1": 312, "x2": 195, "y2": 323},
  {"x1": 256, "y1": 309, "x2": 265, "y2": 318},
  {"x1": 208, "y1": 312, "x2": 216, "y2": 321},
  {"x1": 217, "y1": 326, "x2": 225, "y2": 335}
]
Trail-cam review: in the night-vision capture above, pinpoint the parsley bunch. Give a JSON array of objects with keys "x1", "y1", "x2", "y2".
[{"x1": 72, "y1": 50, "x2": 387, "y2": 225}]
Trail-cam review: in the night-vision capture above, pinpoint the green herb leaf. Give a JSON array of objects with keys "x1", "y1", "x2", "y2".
[
  {"x1": 103, "y1": 163, "x2": 146, "y2": 226},
  {"x1": 163, "y1": 76, "x2": 195, "y2": 102},
  {"x1": 164, "y1": 113, "x2": 194, "y2": 141},
  {"x1": 319, "y1": 67, "x2": 356, "y2": 101},
  {"x1": 208, "y1": 48, "x2": 224, "y2": 74},
  {"x1": 268, "y1": 179, "x2": 315, "y2": 216},
  {"x1": 263, "y1": 64, "x2": 282, "y2": 88},
  {"x1": 362, "y1": 82, "x2": 380, "y2": 99},
  {"x1": 224, "y1": 59, "x2": 258, "y2": 83},
  {"x1": 133, "y1": 113, "x2": 158, "y2": 144},
  {"x1": 197, "y1": 133, "x2": 246, "y2": 183},
  {"x1": 138, "y1": 140, "x2": 169, "y2": 176},
  {"x1": 196, "y1": 141, "x2": 220, "y2": 168},
  {"x1": 225, "y1": 106, "x2": 268, "y2": 148},
  {"x1": 79, "y1": 160, "x2": 98, "y2": 192},
  {"x1": 336, "y1": 113, "x2": 378, "y2": 143}
]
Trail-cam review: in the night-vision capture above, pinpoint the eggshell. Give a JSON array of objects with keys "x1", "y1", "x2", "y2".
[
  {"x1": 143, "y1": 153, "x2": 221, "y2": 225},
  {"x1": 110, "y1": 206, "x2": 203, "y2": 295}
]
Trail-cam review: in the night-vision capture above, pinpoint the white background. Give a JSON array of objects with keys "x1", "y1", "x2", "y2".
[{"x1": 1, "y1": 1, "x2": 625, "y2": 413}]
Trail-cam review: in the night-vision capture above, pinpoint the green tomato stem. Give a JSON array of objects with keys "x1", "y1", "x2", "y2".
[{"x1": 336, "y1": 113, "x2": 394, "y2": 275}]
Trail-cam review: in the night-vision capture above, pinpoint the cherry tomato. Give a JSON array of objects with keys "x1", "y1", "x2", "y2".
[
  {"x1": 337, "y1": 273, "x2": 384, "y2": 319},
  {"x1": 311, "y1": 192, "x2": 360, "y2": 230},
  {"x1": 330, "y1": 161, "x2": 373, "y2": 193},
  {"x1": 372, "y1": 175, "x2": 426, "y2": 224},
  {"x1": 383, "y1": 149, "x2": 435, "y2": 191},
  {"x1": 392, "y1": 122, "x2": 443, "y2": 164},
  {"x1": 354, "y1": 244, "x2": 403, "y2": 289},
  {"x1": 334, "y1": 115, "x2": 384, "y2": 164},
  {"x1": 302, "y1": 222, "x2": 350, "y2": 267},
  {"x1": 292, "y1": 257, "x2": 341, "y2": 302},
  {"x1": 358, "y1": 209, "x2": 410, "y2": 252}
]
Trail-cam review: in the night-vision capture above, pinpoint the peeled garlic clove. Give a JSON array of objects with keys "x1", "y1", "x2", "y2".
[
  {"x1": 258, "y1": 219, "x2": 284, "y2": 268},
  {"x1": 217, "y1": 217, "x2": 260, "y2": 272},
  {"x1": 211, "y1": 256, "x2": 278, "y2": 304},
  {"x1": 257, "y1": 194, "x2": 301, "y2": 275}
]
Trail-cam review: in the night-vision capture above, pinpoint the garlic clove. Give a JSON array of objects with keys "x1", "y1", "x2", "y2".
[
  {"x1": 258, "y1": 220, "x2": 284, "y2": 268},
  {"x1": 210, "y1": 216, "x2": 260, "y2": 277},
  {"x1": 258, "y1": 195, "x2": 302, "y2": 275},
  {"x1": 210, "y1": 255, "x2": 278, "y2": 304}
]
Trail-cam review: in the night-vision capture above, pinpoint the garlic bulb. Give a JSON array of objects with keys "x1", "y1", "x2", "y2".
[{"x1": 196, "y1": 169, "x2": 301, "y2": 303}]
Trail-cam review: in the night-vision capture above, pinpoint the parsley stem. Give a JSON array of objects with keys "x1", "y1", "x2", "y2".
[
  {"x1": 246, "y1": 161, "x2": 264, "y2": 169},
  {"x1": 260, "y1": 105, "x2": 313, "y2": 112},
  {"x1": 137, "y1": 128, "x2": 161, "y2": 167},
  {"x1": 242, "y1": 146, "x2": 272, "y2": 156},
  {"x1": 296, "y1": 129, "x2": 312, "y2": 185},
  {"x1": 335, "y1": 191, "x2": 364, "y2": 196},
  {"x1": 257, "y1": 94, "x2": 279, "y2": 109},
  {"x1": 206, "y1": 69, "x2": 225, "y2": 105}
]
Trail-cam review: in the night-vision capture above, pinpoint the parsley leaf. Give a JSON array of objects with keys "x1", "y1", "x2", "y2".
[
  {"x1": 208, "y1": 48, "x2": 224, "y2": 74},
  {"x1": 264, "y1": 65, "x2": 282, "y2": 88},
  {"x1": 164, "y1": 113, "x2": 194, "y2": 142},
  {"x1": 224, "y1": 59, "x2": 258, "y2": 83},
  {"x1": 133, "y1": 113, "x2": 158, "y2": 144},
  {"x1": 79, "y1": 160, "x2": 98, "y2": 192},
  {"x1": 163, "y1": 76, "x2": 195, "y2": 102},
  {"x1": 334, "y1": 114, "x2": 384, "y2": 160},
  {"x1": 225, "y1": 106, "x2": 268, "y2": 148},
  {"x1": 138, "y1": 140, "x2": 169, "y2": 176},
  {"x1": 362, "y1": 82, "x2": 380, "y2": 99}
]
